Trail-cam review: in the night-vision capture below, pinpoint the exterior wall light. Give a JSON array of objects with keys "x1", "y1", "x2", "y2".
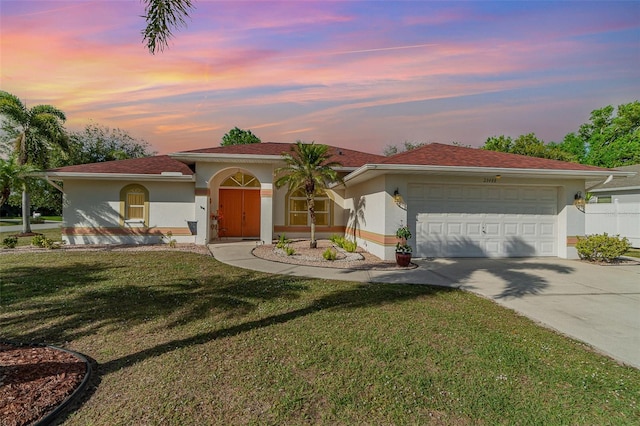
[
  {"x1": 574, "y1": 191, "x2": 586, "y2": 212},
  {"x1": 393, "y1": 188, "x2": 406, "y2": 209}
]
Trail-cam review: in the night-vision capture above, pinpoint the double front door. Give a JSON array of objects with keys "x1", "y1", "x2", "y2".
[{"x1": 218, "y1": 189, "x2": 260, "y2": 238}]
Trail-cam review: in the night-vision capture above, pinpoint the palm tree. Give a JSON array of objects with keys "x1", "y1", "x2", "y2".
[
  {"x1": 0, "y1": 157, "x2": 39, "y2": 208},
  {"x1": 142, "y1": 0, "x2": 194, "y2": 54},
  {"x1": 275, "y1": 141, "x2": 344, "y2": 249},
  {"x1": 0, "y1": 91, "x2": 68, "y2": 234}
]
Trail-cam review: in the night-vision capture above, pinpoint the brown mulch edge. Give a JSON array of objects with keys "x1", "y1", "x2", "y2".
[{"x1": 0, "y1": 341, "x2": 92, "y2": 426}]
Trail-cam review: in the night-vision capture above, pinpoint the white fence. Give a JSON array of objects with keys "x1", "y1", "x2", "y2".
[{"x1": 585, "y1": 202, "x2": 640, "y2": 248}]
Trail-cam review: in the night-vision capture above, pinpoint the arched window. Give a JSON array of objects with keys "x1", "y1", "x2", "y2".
[
  {"x1": 288, "y1": 188, "x2": 331, "y2": 226},
  {"x1": 120, "y1": 184, "x2": 149, "y2": 225},
  {"x1": 220, "y1": 172, "x2": 260, "y2": 188}
]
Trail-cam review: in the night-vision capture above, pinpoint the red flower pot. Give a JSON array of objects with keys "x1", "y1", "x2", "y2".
[{"x1": 395, "y1": 252, "x2": 412, "y2": 267}]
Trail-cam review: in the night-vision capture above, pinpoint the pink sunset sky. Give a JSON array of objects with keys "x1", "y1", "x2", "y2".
[{"x1": 1, "y1": 1, "x2": 639, "y2": 155}]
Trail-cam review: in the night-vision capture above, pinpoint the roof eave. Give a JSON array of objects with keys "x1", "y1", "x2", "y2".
[
  {"x1": 589, "y1": 185, "x2": 640, "y2": 193},
  {"x1": 44, "y1": 172, "x2": 196, "y2": 182},
  {"x1": 342, "y1": 164, "x2": 628, "y2": 186}
]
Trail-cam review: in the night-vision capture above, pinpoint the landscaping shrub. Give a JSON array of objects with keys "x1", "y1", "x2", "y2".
[
  {"x1": 341, "y1": 239, "x2": 357, "y2": 253},
  {"x1": 284, "y1": 245, "x2": 295, "y2": 256},
  {"x1": 576, "y1": 233, "x2": 630, "y2": 263},
  {"x1": 165, "y1": 231, "x2": 176, "y2": 248},
  {"x1": 329, "y1": 234, "x2": 343, "y2": 244},
  {"x1": 31, "y1": 234, "x2": 61, "y2": 249},
  {"x1": 322, "y1": 248, "x2": 337, "y2": 260},
  {"x1": 276, "y1": 234, "x2": 290, "y2": 249},
  {"x1": 2, "y1": 236, "x2": 18, "y2": 249}
]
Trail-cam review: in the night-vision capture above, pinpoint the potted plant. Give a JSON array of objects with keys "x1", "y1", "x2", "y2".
[{"x1": 395, "y1": 225, "x2": 412, "y2": 267}]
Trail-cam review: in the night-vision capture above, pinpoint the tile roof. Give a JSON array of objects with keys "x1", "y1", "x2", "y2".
[
  {"x1": 381, "y1": 143, "x2": 609, "y2": 171},
  {"x1": 48, "y1": 155, "x2": 194, "y2": 175},
  {"x1": 177, "y1": 142, "x2": 386, "y2": 168}
]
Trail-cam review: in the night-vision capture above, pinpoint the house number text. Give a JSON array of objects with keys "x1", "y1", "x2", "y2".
[{"x1": 483, "y1": 178, "x2": 497, "y2": 183}]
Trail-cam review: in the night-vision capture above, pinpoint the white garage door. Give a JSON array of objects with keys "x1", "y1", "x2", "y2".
[{"x1": 408, "y1": 184, "x2": 557, "y2": 258}]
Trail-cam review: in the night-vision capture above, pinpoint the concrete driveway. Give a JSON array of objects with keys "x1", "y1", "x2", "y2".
[
  {"x1": 373, "y1": 257, "x2": 640, "y2": 370},
  {"x1": 211, "y1": 242, "x2": 640, "y2": 369}
]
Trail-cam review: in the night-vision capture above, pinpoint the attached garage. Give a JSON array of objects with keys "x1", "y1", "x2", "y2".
[{"x1": 408, "y1": 183, "x2": 558, "y2": 258}]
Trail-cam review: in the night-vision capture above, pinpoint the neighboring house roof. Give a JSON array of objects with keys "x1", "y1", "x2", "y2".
[
  {"x1": 46, "y1": 155, "x2": 194, "y2": 181},
  {"x1": 171, "y1": 142, "x2": 386, "y2": 169},
  {"x1": 587, "y1": 164, "x2": 640, "y2": 192}
]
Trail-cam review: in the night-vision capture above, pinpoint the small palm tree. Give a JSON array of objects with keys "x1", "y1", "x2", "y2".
[
  {"x1": 0, "y1": 91, "x2": 68, "y2": 234},
  {"x1": 275, "y1": 141, "x2": 344, "y2": 249}
]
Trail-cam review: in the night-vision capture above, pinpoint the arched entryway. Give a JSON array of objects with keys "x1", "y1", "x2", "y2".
[{"x1": 217, "y1": 172, "x2": 261, "y2": 238}]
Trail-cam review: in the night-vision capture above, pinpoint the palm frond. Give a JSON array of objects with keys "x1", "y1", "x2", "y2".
[{"x1": 142, "y1": 0, "x2": 194, "y2": 54}]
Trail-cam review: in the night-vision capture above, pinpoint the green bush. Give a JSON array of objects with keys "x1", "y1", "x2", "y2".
[
  {"x1": 329, "y1": 234, "x2": 343, "y2": 244},
  {"x1": 276, "y1": 234, "x2": 290, "y2": 249},
  {"x1": 576, "y1": 233, "x2": 630, "y2": 263},
  {"x1": 341, "y1": 239, "x2": 357, "y2": 253},
  {"x1": 2, "y1": 236, "x2": 18, "y2": 249},
  {"x1": 31, "y1": 234, "x2": 62, "y2": 249},
  {"x1": 284, "y1": 246, "x2": 295, "y2": 256},
  {"x1": 322, "y1": 248, "x2": 337, "y2": 260}
]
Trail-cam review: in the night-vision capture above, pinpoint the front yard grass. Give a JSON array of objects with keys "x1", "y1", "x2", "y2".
[
  {"x1": 625, "y1": 248, "x2": 640, "y2": 258},
  {"x1": 1, "y1": 251, "x2": 638, "y2": 424}
]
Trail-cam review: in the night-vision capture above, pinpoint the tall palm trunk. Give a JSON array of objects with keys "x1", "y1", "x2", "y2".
[
  {"x1": 22, "y1": 186, "x2": 32, "y2": 234},
  {"x1": 307, "y1": 196, "x2": 317, "y2": 248}
]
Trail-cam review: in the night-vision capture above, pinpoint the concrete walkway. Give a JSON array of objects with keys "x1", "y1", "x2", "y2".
[{"x1": 210, "y1": 241, "x2": 640, "y2": 369}]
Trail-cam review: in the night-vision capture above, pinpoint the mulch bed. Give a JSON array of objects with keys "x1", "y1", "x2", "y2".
[{"x1": 0, "y1": 343, "x2": 88, "y2": 426}]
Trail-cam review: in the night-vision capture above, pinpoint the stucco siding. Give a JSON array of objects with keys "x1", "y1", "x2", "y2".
[{"x1": 62, "y1": 179, "x2": 196, "y2": 245}]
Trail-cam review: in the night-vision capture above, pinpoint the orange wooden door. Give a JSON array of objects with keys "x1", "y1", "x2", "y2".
[
  {"x1": 219, "y1": 189, "x2": 243, "y2": 237},
  {"x1": 242, "y1": 189, "x2": 261, "y2": 237},
  {"x1": 218, "y1": 189, "x2": 260, "y2": 238}
]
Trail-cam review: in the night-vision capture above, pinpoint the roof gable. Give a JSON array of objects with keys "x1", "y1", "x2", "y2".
[
  {"x1": 176, "y1": 142, "x2": 386, "y2": 168},
  {"x1": 381, "y1": 143, "x2": 608, "y2": 172}
]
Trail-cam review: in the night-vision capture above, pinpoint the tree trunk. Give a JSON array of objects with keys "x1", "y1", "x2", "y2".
[
  {"x1": 308, "y1": 195, "x2": 317, "y2": 248},
  {"x1": 22, "y1": 187, "x2": 32, "y2": 234}
]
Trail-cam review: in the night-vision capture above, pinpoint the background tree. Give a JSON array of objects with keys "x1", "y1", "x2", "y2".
[
  {"x1": 221, "y1": 127, "x2": 261, "y2": 146},
  {"x1": 578, "y1": 101, "x2": 640, "y2": 167},
  {"x1": 142, "y1": 0, "x2": 194, "y2": 54},
  {"x1": 383, "y1": 141, "x2": 427, "y2": 156},
  {"x1": 60, "y1": 122, "x2": 156, "y2": 165},
  {"x1": 274, "y1": 141, "x2": 343, "y2": 248},
  {"x1": 11, "y1": 123, "x2": 156, "y2": 215},
  {"x1": 482, "y1": 133, "x2": 576, "y2": 162},
  {"x1": 0, "y1": 91, "x2": 68, "y2": 233},
  {"x1": 481, "y1": 101, "x2": 639, "y2": 168}
]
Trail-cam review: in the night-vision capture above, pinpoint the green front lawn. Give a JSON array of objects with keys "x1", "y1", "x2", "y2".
[
  {"x1": 626, "y1": 248, "x2": 640, "y2": 259},
  {"x1": 1, "y1": 251, "x2": 638, "y2": 424}
]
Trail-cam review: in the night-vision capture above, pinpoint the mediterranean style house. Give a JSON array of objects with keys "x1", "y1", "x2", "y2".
[{"x1": 44, "y1": 142, "x2": 633, "y2": 261}]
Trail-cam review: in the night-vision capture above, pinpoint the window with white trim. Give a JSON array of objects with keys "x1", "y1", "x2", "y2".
[{"x1": 288, "y1": 188, "x2": 330, "y2": 226}]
